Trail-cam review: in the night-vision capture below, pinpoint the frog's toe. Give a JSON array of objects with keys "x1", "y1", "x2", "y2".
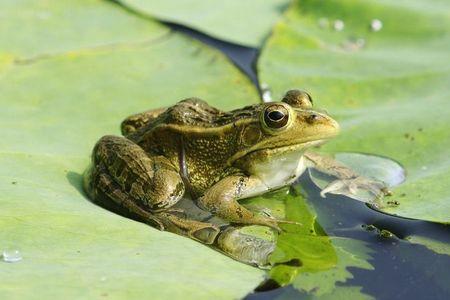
[
  {"x1": 320, "y1": 177, "x2": 388, "y2": 202},
  {"x1": 278, "y1": 219, "x2": 303, "y2": 227},
  {"x1": 191, "y1": 226, "x2": 221, "y2": 244}
]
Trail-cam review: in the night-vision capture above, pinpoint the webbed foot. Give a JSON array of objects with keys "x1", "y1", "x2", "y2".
[
  {"x1": 217, "y1": 227, "x2": 275, "y2": 268},
  {"x1": 320, "y1": 176, "x2": 391, "y2": 202}
]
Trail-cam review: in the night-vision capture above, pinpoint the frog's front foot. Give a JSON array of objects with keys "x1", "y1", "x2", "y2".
[{"x1": 320, "y1": 176, "x2": 391, "y2": 202}]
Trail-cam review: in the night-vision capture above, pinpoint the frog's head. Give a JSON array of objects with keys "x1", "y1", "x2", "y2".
[{"x1": 230, "y1": 90, "x2": 339, "y2": 170}]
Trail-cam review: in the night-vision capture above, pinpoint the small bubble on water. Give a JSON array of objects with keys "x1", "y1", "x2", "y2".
[
  {"x1": 370, "y1": 19, "x2": 383, "y2": 32},
  {"x1": 2, "y1": 249, "x2": 22, "y2": 263},
  {"x1": 356, "y1": 38, "x2": 366, "y2": 47},
  {"x1": 333, "y1": 19, "x2": 345, "y2": 31},
  {"x1": 317, "y1": 18, "x2": 329, "y2": 29}
]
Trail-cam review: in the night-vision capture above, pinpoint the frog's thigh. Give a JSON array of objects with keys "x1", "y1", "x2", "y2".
[
  {"x1": 90, "y1": 168, "x2": 164, "y2": 229},
  {"x1": 91, "y1": 135, "x2": 184, "y2": 210},
  {"x1": 198, "y1": 175, "x2": 280, "y2": 230}
]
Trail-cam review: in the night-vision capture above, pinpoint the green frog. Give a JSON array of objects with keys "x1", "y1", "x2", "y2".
[{"x1": 84, "y1": 90, "x2": 388, "y2": 267}]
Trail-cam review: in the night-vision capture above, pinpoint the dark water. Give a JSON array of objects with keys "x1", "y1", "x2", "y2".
[{"x1": 168, "y1": 24, "x2": 450, "y2": 300}]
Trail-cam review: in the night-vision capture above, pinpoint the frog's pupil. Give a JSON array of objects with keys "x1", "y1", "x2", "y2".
[{"x1": 268, "y1": 110, "x2": 284, "y2": 121}]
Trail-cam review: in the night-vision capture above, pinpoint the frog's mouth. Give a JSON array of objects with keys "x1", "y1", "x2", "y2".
[
  {"x1": 228, "y1": 137, "x2": 330, "y2": 166},
  {"x1": 253, "y1": 138, "x2": 327, "y2": 157}
]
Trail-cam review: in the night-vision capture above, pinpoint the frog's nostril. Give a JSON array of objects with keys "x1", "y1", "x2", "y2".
[{"x1": 306, "y1": 114, "x2": 319, "y2": 124}]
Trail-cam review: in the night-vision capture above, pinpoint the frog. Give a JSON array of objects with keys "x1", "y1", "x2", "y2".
[{"x1": 83, "y1": 90, "x2": 389, "y2": 267}]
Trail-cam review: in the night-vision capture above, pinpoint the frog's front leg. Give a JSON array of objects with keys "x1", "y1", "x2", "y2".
[
  {"x1": 304, "y1": 151, "x2": 391, "y2": 200},
  {"x1": 198, "y1": 175, "x2": 293, "y2": 232},
  {"x1": 84, "y1": 135, "x2": 220, "y2": 243}
]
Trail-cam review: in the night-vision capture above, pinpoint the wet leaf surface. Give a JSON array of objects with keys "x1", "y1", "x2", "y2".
[
  {"x1": 0, "y1": 1, "x2": 263, "y2": 299},
  {"x1": 117, "y1": 0, "x2": 290, "y2": 47}
]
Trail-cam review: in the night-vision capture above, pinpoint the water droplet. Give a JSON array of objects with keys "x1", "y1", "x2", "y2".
[
  {"x1": 260, "y1": 83, "x2": 272, "y2": 102},
  {"x1": 333, "y1": 19, "x2": 345, "y2": 31},
  {"x1": 421, "y1": 166, "x2": 428, "y2": 170},
  {"x1": 2, "y1": 249, "x2": 22, "y2": 263},
  {"x1": 370, "y1": 19, "x2": 383, "y2": 32},
  {"x1": 342, "y1": 37, "x2": 366, "y2": 52},
  {"x1": 100, "y1": 276, "x2": 107, "y2": 282},
  {"x1": 317, "y1": 18, "x2": 329, "y2": 29}
]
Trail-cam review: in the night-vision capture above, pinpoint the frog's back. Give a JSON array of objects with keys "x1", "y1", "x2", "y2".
[{"x1": 162, "y1": 98, "x2": 258, "y2": 128}]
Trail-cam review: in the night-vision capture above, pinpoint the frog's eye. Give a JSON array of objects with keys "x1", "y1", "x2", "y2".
[
  {"x1": 282, "y1": 89, "x2": 313, "y2": 109},
  {"x1": 263, "y1": 104, "x2": 289, "y2": 129}
]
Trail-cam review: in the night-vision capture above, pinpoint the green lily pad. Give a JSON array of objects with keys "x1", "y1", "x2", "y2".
[
  {"x1": 406, "y1": 235, "x2": 450, "y2": 256},
  {"x1": 117, "y1": 0, "x2": 291, "y2": 47},
  {"x1": 0, "y1": 1, "x2": 264, "y2": 299},
  {"x1": 268, "y1": 189, "x2": 337, "y2": 286},
  {"x1": 259, "y1": 0, "x2": 450, "y2": 223},
  {"x1": 242, "y1": 188, "x2": 373, "y2": 297},
  {"x1": 0, "y1": 0, "x2": 169, "y2": 58},
  {"x1": 291, "y1": 237, "x2": 373, "y2": 297}
]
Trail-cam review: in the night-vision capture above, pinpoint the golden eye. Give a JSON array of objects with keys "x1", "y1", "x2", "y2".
[{"x1": 263, "y1": 105, "x2": 289, "y2": 129}]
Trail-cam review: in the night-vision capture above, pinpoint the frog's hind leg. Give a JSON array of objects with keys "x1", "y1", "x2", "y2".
[
  {"x1": 216, "y1": 226, "x2": 275, "y2": 268},
  {"x1": 84, "y1": 135, "x2": 185, "y2": 225},
  {"x1": 87, "y1": 167, "x2": 220, "y2": 243},
  {"x1": 84, "y1": 135, "x2": 220, "y2": 243},
  {"x1": 85, "y1": 165, "x2": 165, "y2": 229},
  {"x1": 87, "y1": 135, "x2": 185, "y2": 210}
]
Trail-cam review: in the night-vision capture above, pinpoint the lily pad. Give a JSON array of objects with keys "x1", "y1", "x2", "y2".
[
  {"x1": 406, "y1": 235, "x2": 450, "y2": 256},
  {"x1": 0, "y1": 1, "x2": 264, "y2": 299},
  {"x1": 0, "y1": 0, "x2": 169, "y2": 58},
  {"x1": 258, "y1": 0, "x2": 450, "y2": 223},
  {"x1": 268, "y1": 189, "x2": 337, "y2": 286},
  {"x1": 291, "y1": 237, "x2": 373, "y2": 297},
  {"x1": 242, "y1": 188, "x2": 373, "y2": 296},
  {"x1": 117, "y1": 0, "x2": 291, "y2": 47}
]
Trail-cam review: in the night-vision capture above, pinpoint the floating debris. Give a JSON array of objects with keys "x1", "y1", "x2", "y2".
[
  {"x1": 380, "y1": 229, "x2": 395, "y2": 238},
  {"x1": 317, "y1": 17, "x2": 329, "y2": 29},
  {"x1": 333, "y1": 19, "x2": 345, "y2": 31},
  {"x1": 2, "y1": 249, "x2": 22, "y2": 263},
  {"x1": 370, "y1": 19, "x2": 383, "y2": 32}
]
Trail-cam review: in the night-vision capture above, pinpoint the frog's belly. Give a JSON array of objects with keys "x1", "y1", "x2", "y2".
[{"x1": 245, "y1": 152, "x2": 307, "y2": 198}]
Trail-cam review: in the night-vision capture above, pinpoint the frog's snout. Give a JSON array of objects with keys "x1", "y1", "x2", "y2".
[{"x1": 307, "y1": 111, "x2": 339, "y2": 127}]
